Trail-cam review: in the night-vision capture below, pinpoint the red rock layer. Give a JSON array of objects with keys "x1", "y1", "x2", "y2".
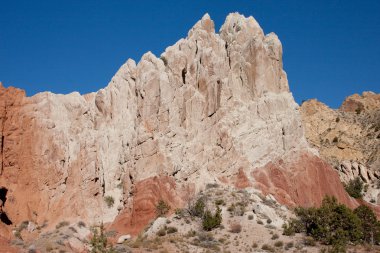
[
  {"x1": 110, "y1": 176, "x2": 187, "y2": 236},
  {"x1": 0, "y1": 85, "x2": 39, "y2": 237},
  {"x1": 253, "y1": 152, "x2": 360, "y2": 209}
]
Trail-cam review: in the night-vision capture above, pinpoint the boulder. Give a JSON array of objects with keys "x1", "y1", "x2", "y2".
[{"x1": 117, "y1": 234, "x2": 131, "y2": 244}]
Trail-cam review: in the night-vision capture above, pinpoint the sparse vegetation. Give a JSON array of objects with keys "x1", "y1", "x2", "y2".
[
  {"x1": 282, "y1": 218, "x2": 303, "y2": 236},
  {"x1": 160, "y1": 56, "x2": 168, "y2": 66},
  {"x1": 227, "y1": 202, "x2": 246, "y2": 216},
  {"x1": 303, "y1": 236, "x2": 316, "y2": 246},
  {"x1": 271, "y1": 233, "x2": 279, "y2": 240},
  {"x1": 262, "y1": 244, "x2": 274, "y2": 252},
  {"x1": 156, "y1": 199, "x2": 170, "y2": 217},
  {"x1": 274, "y1": 240, "x2": 284, "y2": 247},
  {"x1": 14, "y1": 221, "x2": 29, "y2": 239},
  {"x1": 206, "y1": 183, "x2": 219, "y2": 189},
  {"x1": 157, "y1": 228, "x2": 166, "y2": 237},
  {"x1": 166, "y1": 226, "x2": 178, "y2": 234},
  {"x1": 215, "y1": 199, "x2": 225, "y2": 206},
  {"x1": 174, "y1": 208, "x2": 184, "y2": 219},
  {"x1": 90, "y1": 223, "x2": 115, "y2": 253},
  {"x1": 188, "y1": 197, "x2": 205, "y2": 217},
  {"x1": 285, "y1": 241, "x2": 294, "y2": 250},
  {"x1": 104, "y1": 196, "x2": 115, "y2": 208}
]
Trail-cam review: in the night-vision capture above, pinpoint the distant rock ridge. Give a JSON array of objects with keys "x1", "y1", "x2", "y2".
[
  {"x1": 301, "y1": 92, "x2": 380, "y2": 202},
  {"x1": 0, "y1": 13, "x2": 362, "y2": 240}
]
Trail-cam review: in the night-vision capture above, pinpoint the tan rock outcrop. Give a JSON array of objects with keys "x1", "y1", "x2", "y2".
[
  {"x1": 0, "y1": 13, "x2": 360, "y2": 241},
  {"x1": 301, "y1": 93, "x2": 380, "y2": 202}
]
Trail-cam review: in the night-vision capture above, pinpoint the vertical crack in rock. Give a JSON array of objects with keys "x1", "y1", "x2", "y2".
[
  {"x1": 0, "y1": 104, "x2": 6, "y2": 176},
  {"x1": 182, "y1": 68, "x2": 187, "y2": 84},
  {"x1": 225, "y1": 42, "x2": 231, "y2": 69}
]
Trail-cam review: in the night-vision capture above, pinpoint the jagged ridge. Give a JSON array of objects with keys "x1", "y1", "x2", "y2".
[{"x1": 0, "y1": 13, "x2": 360, "y2": 241}]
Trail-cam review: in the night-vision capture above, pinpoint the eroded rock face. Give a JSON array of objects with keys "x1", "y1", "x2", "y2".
[
  {"x1": 0, "y1": 13, "x2": 357, "y2": 238},
  {"x1": 301, "y1": 93, "x2": 380, "y2": 202}
]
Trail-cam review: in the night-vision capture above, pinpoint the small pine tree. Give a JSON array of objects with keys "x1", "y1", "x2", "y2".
[
  {"x1": 354, "y1": 205, "x2": 380, "y2": 244},
  {"x1": 90, "y1": 223, "x2": 115, "y2": 253}
]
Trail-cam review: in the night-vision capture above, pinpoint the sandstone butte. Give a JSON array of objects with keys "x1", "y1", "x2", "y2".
[{"x1": 0, "y1": 13, "x2": 370, "y2": 245}]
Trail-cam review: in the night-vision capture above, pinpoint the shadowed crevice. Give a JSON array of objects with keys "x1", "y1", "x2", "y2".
[{"x1": 0, "y1": 187, "x2": 12, "y2": 225}]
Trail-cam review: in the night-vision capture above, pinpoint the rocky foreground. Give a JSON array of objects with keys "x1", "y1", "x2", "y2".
[{"x1": 0, "y1": 13, "x2": 378, "y2": 252}]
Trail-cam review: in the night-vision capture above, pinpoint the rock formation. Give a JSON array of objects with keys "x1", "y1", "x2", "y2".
[
  {"x1": 0, "y1": 13, "x2": 363, "y2": 244},
  {"x1": 301, "y1": 92, "x2": 380, "y2": 202}
]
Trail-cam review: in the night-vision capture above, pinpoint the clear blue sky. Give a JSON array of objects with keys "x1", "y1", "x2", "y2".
[{"x1": 1, "y1": 0, "x2": 379, "y2": 108}]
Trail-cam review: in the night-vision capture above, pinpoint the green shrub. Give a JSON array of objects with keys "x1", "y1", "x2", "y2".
[
  {"x1": 274, "y1": 241, "x2": 283, "y2": 247},
  {"x1": 156, "y1": 199, "x2": 170, "y2": 217},
  {"x1": 104, "y1": 196, "x2": 115, "y2": 208},
  {"x1": 344, "y1": 178, "x2": 363, "y2": 198},
  {"x1": 202, "y1": 207, "x2": 222, "y2": 231},
  {"x1": 261, "y1": 244, "x2": 274, "y2": 252},
  {"x1": 295, "y1": 196, "x2": 363, "y2": 248}
]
